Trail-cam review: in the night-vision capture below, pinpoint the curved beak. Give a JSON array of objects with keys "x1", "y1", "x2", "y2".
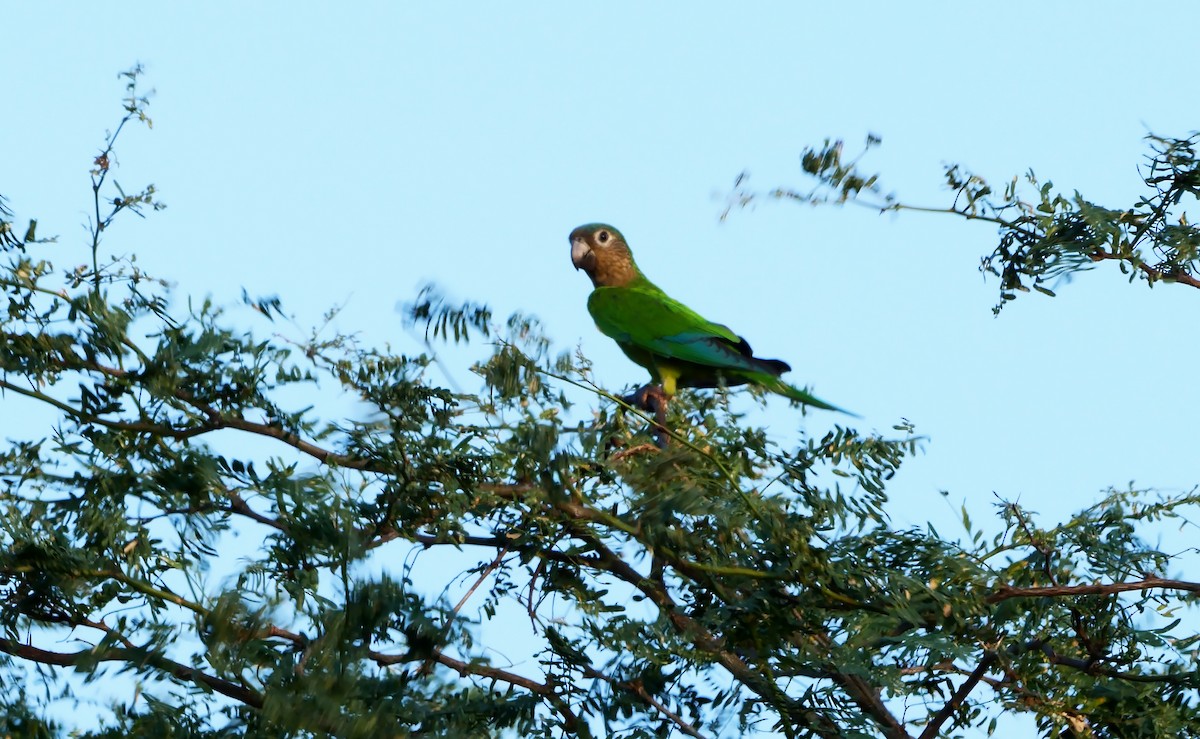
[{"x1": 570, "y1": 237, "x2": 593, "y2": 271}]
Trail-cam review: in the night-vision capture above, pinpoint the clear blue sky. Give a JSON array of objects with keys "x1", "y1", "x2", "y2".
[{"x1": 6, "y1": 3, "x2": 1200, "y2": 734}]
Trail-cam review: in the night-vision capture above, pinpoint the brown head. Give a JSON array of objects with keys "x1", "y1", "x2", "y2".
[{"x1": 569, "y1": 223, "x2": 642, "y2": 288}]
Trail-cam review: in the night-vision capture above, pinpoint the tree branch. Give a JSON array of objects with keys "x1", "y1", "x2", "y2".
[
  {"x1": 369, "y1": 646, "x2": 582, "y2": 731},
  {"x1": 1091, "y1": 250, "x2": 1200, "y2": 288},
  {"x1": 1040, "y1": 642, "x2": 1199, "y2": 685},
  {"x1": 581, "y1": 664, "x2": 709, "y2": 739},
  {"x1": 0, "y1": 637, "x2": 262, "y2": 708},
  {"x1": 550, "y1": 503, "x2": 845, "y2": 739},
  {"x1": 919, "y1": 653, "x2": 996, "y2": 739},
  {"x1": 987, "y1": 577, "x2": 1200, "y2": 603}
]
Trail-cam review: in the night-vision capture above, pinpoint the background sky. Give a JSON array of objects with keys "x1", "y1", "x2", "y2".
[{"x1": 5, "y1": 3, "x2": 1200, "y2": 735}]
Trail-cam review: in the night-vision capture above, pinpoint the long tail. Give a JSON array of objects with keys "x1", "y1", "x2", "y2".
[{"x1": 753, "y1": 373, "x2": 858, "y2": 417}]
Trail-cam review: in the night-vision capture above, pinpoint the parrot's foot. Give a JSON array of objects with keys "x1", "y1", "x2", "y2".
[{"x1": 624, "y1": 383, "x2": 671, "y2": 448}]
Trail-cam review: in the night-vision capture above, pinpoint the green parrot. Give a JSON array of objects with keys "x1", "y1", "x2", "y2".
[{"x1": 569, "y1": 223, "x2": 853, "y2": 416}]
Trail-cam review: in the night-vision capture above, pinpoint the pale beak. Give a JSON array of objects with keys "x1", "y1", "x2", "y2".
[{"x1": 570, "y1": 237, "x2": 593, "y2": 271}]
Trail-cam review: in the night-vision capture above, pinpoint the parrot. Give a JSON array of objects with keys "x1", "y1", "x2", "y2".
[{"x1": 569, "y1": 223, "x2": 854, "y2": 428}]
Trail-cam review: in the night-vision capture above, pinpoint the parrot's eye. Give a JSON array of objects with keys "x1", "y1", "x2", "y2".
[{"x1": 597, "y1": 230, "x2": 610, "y2": 244}]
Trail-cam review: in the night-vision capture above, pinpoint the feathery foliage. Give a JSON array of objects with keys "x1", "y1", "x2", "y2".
[{"x1": 2, "y1": 68, "x2": 1199, "y2": 739}]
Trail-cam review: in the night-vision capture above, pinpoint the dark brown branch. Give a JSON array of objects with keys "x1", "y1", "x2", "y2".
[
  {"x1": 401, "y1": 512, "x2": 870, "y2": 738},
  {"x1": 228, "y1": 492, "x2": 290, "y2": 532},
  {"x1": 835, "y1": 671, "x2": 911, "y2": 739},
  {"x1": 1090, "y1": 250, "x2": 1200, "y2": 289},
  {"x1": 369, "y1": 646, "x2": 581, "y2": 731},
  {"x1": 550, "y1": 501, "x2": 845, "y2": 739},
  {"x1": 919, "y1": 654, "x2": 996, "y2": 739},
  {"x1": 557, "y1": 497, "x2": 901, "y2": 737},
  {"x1": 197, "y1": 412, "x2": 377, "y2": 470},
  {"x1": 802, "y1": 631, "x2": 911, "y2": 739},
  {"x1": 987, "y1": 577, "x2": 1200, "y2": 603},
  {"x1": 1040, "y1": 643, "x2": 1197, "y2": 685},
  {"x1": 367, "y1": 647, "x2": 548, "y2": 693},
  {"x1": 581, "y1": 665, "x2": 709, "y2": 739},
  {"x1": 0, "y1": 344, "x2": 548, "y2": 506},
  {"x1": 0, "y1": 637, "x2": 262, "y2": 708}
]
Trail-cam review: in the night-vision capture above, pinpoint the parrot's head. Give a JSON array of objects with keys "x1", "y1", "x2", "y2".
[{"x1": 569, "y1": 223, "x2": 639, "y2": 288}]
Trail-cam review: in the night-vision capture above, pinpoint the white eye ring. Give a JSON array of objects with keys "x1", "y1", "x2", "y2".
[{"x1": 597, "y1": 230, "x2": 610, "y2": 244}]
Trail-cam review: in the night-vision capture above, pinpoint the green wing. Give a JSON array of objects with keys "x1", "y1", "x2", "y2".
[
  {"x1": 587, "y1": 285, "x2": 765, "y2": 373},
  {"x1": 588, "y1": 284, "x2": 857, "y2": 416}
]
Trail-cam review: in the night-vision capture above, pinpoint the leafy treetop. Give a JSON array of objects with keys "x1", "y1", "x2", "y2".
[{"x1": 2, "y1": 69, "x2": 1199, "y2": 739}]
